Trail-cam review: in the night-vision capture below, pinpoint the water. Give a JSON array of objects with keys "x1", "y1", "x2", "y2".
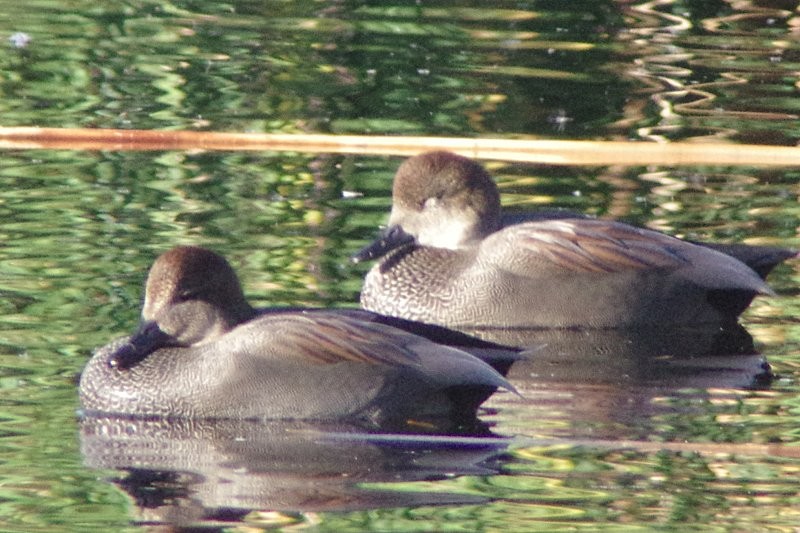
[{"x1": 1, "y1": 1, "x2": 799, "y2": 530}]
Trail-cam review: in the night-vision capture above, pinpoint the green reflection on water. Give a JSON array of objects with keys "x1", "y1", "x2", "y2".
[{"x1": 1, "y1": 0, "x2": 626, "y2": 136}]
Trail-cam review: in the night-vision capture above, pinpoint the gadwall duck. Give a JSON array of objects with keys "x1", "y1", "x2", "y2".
[
  {"x1": 79, "y1": 246, "x2": 514, "y2": 424},
  {"x1": 354, "y1": 151, "x2": 795, "y2": 329}
]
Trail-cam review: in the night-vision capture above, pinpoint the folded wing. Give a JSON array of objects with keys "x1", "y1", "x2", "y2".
[{"x1": 482, "y1": 218, "x2": 771, "y2": 293}]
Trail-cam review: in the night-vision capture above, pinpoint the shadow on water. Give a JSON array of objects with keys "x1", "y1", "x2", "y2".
[
  {"x1": 480, "y1": 323, "x2": 773, "y2": 441},
  {"x1": 471, "y1": 322, "x2": 768, "y2": 388},
  {"x1": 79, "y1": 416, "x2": 512, "y2": 528}
]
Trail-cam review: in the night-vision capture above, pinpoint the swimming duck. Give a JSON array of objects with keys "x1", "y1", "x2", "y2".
[
  {"x1": 79, "y1": 246, "x2": 514, "y2": 424},
  {"x1": 355, "y1": 151, "x2": 795, "y2": 329}
]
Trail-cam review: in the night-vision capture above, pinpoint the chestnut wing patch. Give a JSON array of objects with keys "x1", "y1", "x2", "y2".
[
  {"x1": 490, "y1": 219, "x2": 692, "y2": 274},
  {"x1": 252, "y1": 314, "x2": 424, "y2": 367}
]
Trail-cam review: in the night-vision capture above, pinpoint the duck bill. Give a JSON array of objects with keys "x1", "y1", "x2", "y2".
[
  {"x1": 352, "y1": 225, "x2": 416, "y2": 263},
  {"x1": 107, "y1": 320, "x2": 176, "y2": 370}
]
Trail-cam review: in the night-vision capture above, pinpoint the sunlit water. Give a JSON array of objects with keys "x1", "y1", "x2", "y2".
[{"x1": 0, "y1": 1, "x2": 799, "y2": 531}]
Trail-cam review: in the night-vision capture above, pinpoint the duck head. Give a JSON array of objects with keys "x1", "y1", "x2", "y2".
[
  {"x1": 108, "y1": 246, "x2": 256, "y2": 369},
  {"x1": 353, "y1": 151, "x2": 502, "y2": 262}
]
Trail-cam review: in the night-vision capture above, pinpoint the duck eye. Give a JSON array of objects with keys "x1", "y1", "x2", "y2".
[
  {"x1": 176, "y1": 288, "x2": 197, "y2": 302},
  {"x1": 423, "y1": 197, "x2": 439, "y2": 209}
]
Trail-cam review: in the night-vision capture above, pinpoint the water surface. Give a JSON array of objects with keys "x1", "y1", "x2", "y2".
[{"x1": 0, "y1": 1, "x2": 799, "y2": 531}]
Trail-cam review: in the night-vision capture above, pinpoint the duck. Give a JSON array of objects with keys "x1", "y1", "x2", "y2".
[
  {"x1": 354, "y1": 151, "x2": 795, "y2": 330},
  {"x1": 79, "y1": 246, "x2": 515, "y2": 424}
]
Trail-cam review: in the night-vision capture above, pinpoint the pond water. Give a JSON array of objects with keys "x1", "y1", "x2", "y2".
[{"x1": 1, "y1": 0, "x2": 800, "y2": 531}]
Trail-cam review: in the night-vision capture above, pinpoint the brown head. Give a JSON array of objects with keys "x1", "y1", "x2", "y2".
[
  {"x1": 389, "y1": 151, "x2": 502, "y2": 248},
  {"x1": 108, "y1": 246, "x2": 256, "y2": 369},
  {"x1": 353, "y1": 152, "x2": 503, "y2": 263}
]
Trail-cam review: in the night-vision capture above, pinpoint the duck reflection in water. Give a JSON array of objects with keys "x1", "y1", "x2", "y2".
[{"x1": 79, "y1": 416, "x2": 513, "y2": 528}]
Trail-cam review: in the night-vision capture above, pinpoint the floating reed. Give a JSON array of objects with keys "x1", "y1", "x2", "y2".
[{"x1": 0, "y1": 127, "x2": 799, "y2": 166}]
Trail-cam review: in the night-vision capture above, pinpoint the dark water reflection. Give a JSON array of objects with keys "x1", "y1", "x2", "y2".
[
  {"x1": 1, "y1": 0, "x2": 800, "y2": 531},
  {"x1": 488, "y1": 325, "x2": 773, "y2": 441},
  {"x1": 79, "y1": 417, "x2": 510, "y2": 526}
]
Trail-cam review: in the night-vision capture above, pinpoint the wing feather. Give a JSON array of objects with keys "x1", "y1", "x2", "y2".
[
  {"x1": 237, "y1": 313, "x2": 424, "y2": 367},
  {"x1": 485, "y1": 219, "x2": 692, "y2": 275}
]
